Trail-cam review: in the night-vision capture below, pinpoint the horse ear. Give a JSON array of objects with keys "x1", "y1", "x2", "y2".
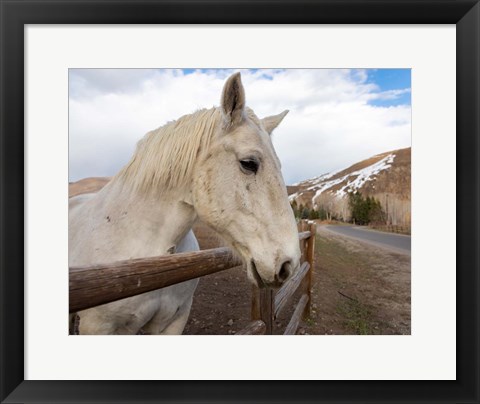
[
  {"x1": 221, "y1": 72, "x2": 246, "y2": 127},
  {"x1": 261, "y1": 110, "x2": 289, "y2": 135}
]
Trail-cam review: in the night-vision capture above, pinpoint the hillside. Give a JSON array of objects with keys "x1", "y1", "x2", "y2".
[
  {"x1": 69, "y1": 177, "x2": 110, "y2": 198},
  {"x1": 288, "y1": 147, "x2": 411, "y2": 226}
]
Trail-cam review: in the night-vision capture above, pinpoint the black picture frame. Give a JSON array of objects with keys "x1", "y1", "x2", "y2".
[{"x1": 1, "y1": 1, "x2": 479, "y2": 403}]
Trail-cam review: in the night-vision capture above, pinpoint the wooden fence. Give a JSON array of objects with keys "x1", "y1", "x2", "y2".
[{"x1": 69, "y1": 220, "x2": 317, "y2": 335}]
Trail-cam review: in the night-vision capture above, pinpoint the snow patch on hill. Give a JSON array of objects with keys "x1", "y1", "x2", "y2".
[
  {"x1": 333, "y1": 153, "x2": 395, "y2": 197},
  {"x1": 289, "y1": 153, "x2": 396, "y2": 203}
]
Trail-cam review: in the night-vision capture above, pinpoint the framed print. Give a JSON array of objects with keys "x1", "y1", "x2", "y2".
[{"x1": 1, "y1": 1, "x2": 479, "y2": 403}]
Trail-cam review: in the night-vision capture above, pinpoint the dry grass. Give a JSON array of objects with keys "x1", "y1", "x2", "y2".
[{"x1": 299, "y1": 226, "x2": 411, "y2": 335}]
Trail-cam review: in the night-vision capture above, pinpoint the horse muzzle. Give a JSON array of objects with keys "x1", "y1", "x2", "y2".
[{"x1": 248, "y1": 258, "x2": 296, "y2": 288}]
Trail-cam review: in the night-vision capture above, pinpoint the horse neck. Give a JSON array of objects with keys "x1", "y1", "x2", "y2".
[{"x1": 98, "y1": 179, "x2": 197, "y2": 252}]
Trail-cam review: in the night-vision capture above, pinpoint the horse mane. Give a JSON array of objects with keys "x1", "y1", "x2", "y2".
[{"x1": 115, "y1": 107, "x2": 222, "y2": 194}]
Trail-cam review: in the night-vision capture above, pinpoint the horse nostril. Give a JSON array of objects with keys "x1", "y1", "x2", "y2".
[{"x1": 276, "y1": 260, "x2": 292, "y2": 283}]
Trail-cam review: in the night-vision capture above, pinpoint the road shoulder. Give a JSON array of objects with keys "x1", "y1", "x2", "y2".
[{"x1": 323, "y1": 225, "x2": 411, "y2": 256}]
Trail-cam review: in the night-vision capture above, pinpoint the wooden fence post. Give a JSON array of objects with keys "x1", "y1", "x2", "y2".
[
  {"x1": 299, "y1": 220, "x2": 307, "y2": 263},
  {"x1": 251, "y1": 287, "x2": 274, "y2": 334},
  {"x1": 304, "y1": 221, "x2": 317, "y2": 317}
]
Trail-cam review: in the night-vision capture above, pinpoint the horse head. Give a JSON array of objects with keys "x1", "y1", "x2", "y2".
[{"x1": 193, "y1": 73, "x2": 301, "y2": 288}]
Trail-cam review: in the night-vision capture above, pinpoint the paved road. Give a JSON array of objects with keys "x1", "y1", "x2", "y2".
[{"x1": 324, "y1": 225, "x2": 411, "y2": 255}]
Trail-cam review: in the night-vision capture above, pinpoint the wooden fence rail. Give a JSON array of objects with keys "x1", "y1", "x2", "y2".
[
  {"x1": 69, "y1": 220, "x2": 317, "y2": 335},
  {"x1": 274, "y1": 261, "x2": 310, "y2": 318},
  {"x1": 235, "y1": 320, "x2": 266, "y2": 335},
  {"x1": 70, "y1": 248, "x2": 242, "y2": 313}
]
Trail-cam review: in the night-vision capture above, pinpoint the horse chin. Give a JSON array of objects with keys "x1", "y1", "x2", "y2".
[{"x1": 247, "y1": 259, "x2": 266, "y2": 288}]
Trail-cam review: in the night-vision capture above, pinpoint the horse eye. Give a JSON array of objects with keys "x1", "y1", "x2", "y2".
[{"x1": 240, "y1": 159, "x2": 259, "y2": 174}]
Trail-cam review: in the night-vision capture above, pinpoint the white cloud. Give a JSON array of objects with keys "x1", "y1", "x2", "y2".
[{"x1": 69, "y1": 69, "x2": 411, "y2": 184}]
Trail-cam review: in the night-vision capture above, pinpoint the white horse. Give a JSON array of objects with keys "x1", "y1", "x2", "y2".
[{"x1": 69, "y1": 72, "x2": 301, "y2": 334}]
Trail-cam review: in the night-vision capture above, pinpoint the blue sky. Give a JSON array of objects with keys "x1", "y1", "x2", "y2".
[
  {"x1": 69, "y1": 68, "x2": 411, "y2": 184},
  {"x1": 366, "y1": 69, "x2": 411, "y2": 107},
  {"x1": 181, "y1": 68, "x2": 411, "y2": 107}
]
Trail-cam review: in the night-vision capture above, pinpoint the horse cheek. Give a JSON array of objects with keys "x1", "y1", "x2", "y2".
[{"x1": 193, "y1": 169, "x2": 219, "y2": 225}]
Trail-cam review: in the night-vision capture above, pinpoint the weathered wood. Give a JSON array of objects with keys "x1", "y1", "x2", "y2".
[
  {"x1": 251, "y1": 287, "x2": 274, "y2": 334},
  {"x1": 251, "y1": 286, "x2": 260, "y2": 321},
  {"x1": 298, "y1": 231, "x2": 311, "y2": 241},
  {"x1": 300, "y1": 221, "x2": 309, "y2": 261},
  {"x1": 284, "y1": 294, "x2": 309, "y2": 335},
  {"x1": 300, "y1": 220, "x2": 307, "y2": 232},
  {"x1": 304, "y1": 221, "x2": 317, "y2": 317},
  {"x1": 235, "y1": 320, "x2": 266, "y2": 335},
  {"x1": 306, "y1": 222, "x2": 317, "y2": 269},
  {"x1": 69, "y1": 247, "x2": 242, "y2": 313},
  {"x1": 273, "y1": 261, "x2": 310, "y2": 318}
]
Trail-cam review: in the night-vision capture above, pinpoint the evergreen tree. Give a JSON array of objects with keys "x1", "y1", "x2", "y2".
[
  {"x1": 308, "y1": 208, "x2": 320, "y2": 220},
  {"x1": 318, "y1": 206, "x2": 327, "y2": 221},
  {"x1": 348, "y1": 192, "x2": 385, "y2": 225}
]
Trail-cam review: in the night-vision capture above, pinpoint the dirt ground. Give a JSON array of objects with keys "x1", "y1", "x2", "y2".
[{"x1": 185, "y1": 222, "x2": 411, "y2": 335}]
